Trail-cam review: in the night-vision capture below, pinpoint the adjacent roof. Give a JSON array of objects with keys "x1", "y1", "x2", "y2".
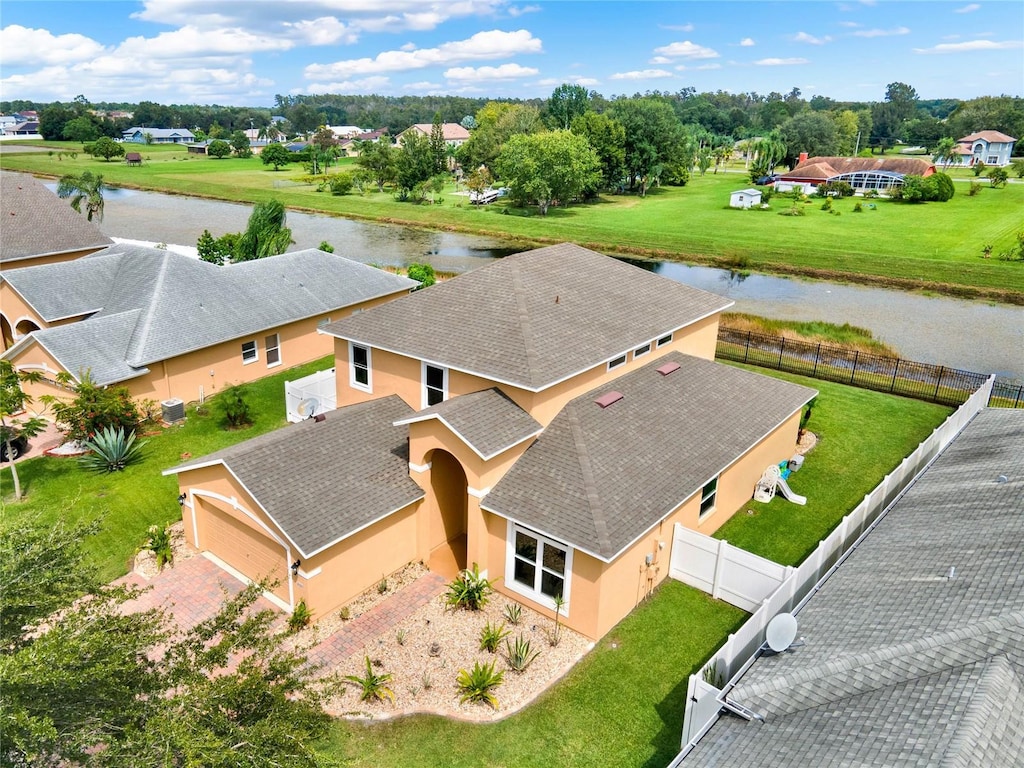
[
  {"x1": 2, "y1": 244, "x2": 417, "y2": 385},
  {"x1": 781, "y1": 156, "x2": 934, "y2": 181},
  {"x1": 959, "y1": 130, "x2": 1017, "y2": 144},
  {"x1": 394, "y1": 388, "x2": 542, "y2": 461},
  {"x1": 685, "y1": 408, "x2": 1024, "y2": 767},
  {"x1": 482, "y1": 351, "x2": 816, "y2": 561},
  {"x1": 121, "y1": 127, "x2": 195, "y2": 140},
  {"x1": 0, "y1": 171, "x2": 113, "y2": 264},
  {"x1": 322, "y1": 243, "x2": 733, "y2": 392},
  {"x1": 403, "y1": 123, "x2": 471, "y2": 141},
  {"x1": 165, "y1": 396, "x2": 424, "y2": 558}
]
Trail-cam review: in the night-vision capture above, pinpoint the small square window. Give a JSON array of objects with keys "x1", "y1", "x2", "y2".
[
  {"x1": 657, "y1": 334, "x2": 673, "y2": 347},
  {"x1": 633, "y1": 343, "x2": 651, "y2": 359},
  {"x1": 265, "y1": 334, "x2": 280, "y2": 367},
  {"x1": 607, "y1": 354, "x2": 626, "y2": 371},
  {"x1": 241, "y1": 340, "x2": 257, "y2": 364}
]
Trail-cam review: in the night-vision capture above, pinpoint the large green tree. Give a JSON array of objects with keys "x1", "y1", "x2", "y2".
[
  {"x1": 261, "y1": 142, "x2": 292, "y2": 170},
  {"x1": 62, "y1": 116, "x2": 100, "y2": 142},
  {"x1": 871, "y1": 81, "x2": 918, "y2": 152},
  {"x1": 395, "y1": 130, "x2": 435, "y2": 198},
  {"x1": 457, "y1": 103, "x2": 543, "y2": 171},
  {"x1": 56, "y1": 171, "x2": 106, "y2": 222},
  {"x1": 546, "y1": 83, "x2": 591, "y2": 130},
  {"x1": 0, "y1": 516, "x2": 331, "y2": 766},
  {"x1": 234, "y1": 199, "x2": 294, "y2": 261},
  {"x1": 84, "y1": 136, "x2": 126, "y2": 162},
  {"x1": 608, "y1": 98, "x2": 683, "y2": 196},
  {"x1": 779, "y1": 111, "x2": 839, "y2": 166},
  {"x1": 571, "y1": 111, "x2": 625, "y2": 191},
  {"x1": 495, "y1": 130, "x2": 601, "y2": 215},
  {"x1": 355, "y1": 140, "x2": 397, "y2": 191},
  {"x1": 208, "y1": 138, "x2": 232, "y2": 159}
]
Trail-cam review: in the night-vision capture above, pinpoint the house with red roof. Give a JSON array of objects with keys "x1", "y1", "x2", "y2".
[
  {"x1": 775, "y1": 154, "x2": 935, "y2": 195},
  {"x1": 950, "y1": 131, "x2": 1017, "y2": 167}
]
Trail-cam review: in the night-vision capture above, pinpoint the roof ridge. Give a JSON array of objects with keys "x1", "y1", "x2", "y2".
[
  {"x1": 565, "y1": 403, "x2": 613, "y2": 557},
  {"x1": 938, "y1": 655, "x2": 1021, "y2": 768},
  {"x1": 508, "y1": 258, "x2": 543, "y2": 387},
  {"x1": 732, "y1": 609, "x2": 1024, "y2": 717},
  {"x1": 124, "y1": 252, "x2": 173, "y2": 364}
]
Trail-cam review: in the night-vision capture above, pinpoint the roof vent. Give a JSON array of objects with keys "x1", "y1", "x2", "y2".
[
  {"x1": 997, "y1": 475, "x2": 1008, "y2": 484},
  {"x1": 657, "y1": 362, "x2": 680, "y2": 376},
  {"x1": 313, "y1": 413, "x2": 326, "y2": 423},
  {"x1": 594, "y1": 391, "x2": 623, "y2": 409}
]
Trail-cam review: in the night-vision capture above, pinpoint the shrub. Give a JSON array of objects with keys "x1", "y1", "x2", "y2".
[
  {"x1": 864, "y1": 188, "x2": 880, "y2": 199},
  {"x1": 853, "y1": 202, "x2": 864, "y2": 212},
  {"x1": 288, "y1": 599, "x2": 313, "y2": 634},
  {"x1": 345, "y1": 656, "x2": 394, "y2": 703},
  {"x1": 969, "y1": 182, "x2": 982, "y2": 197},
  {"x1": 146, "y1": 524, "x2": 173, "y2": 570},
  {"x1": 79, "y1": 427, "x2": 146, "y2": 473},
  {"x1": 457, "y1": 660, "x2": 504, "y2": 708},
  {"x1": 987, "y1": 167, "x2": 1008, "y2": 188},
  {"x1": 820, "y1": 197, "x2": 832, "y2": 211},
  {"x1": 503, "y1": 603, "x2": 523, "y2": 626},
  {"x1": 548, "y1": 594, "x2": 566, "y2": 647},
  {"x1": 479, "y1": 620, "x2": 510, "y2": 653},
  {"x1": 932, "y1": 172, "x2": 955, "y2": 202},
  {"x1": 818, "y1": 180, "x2": 852, "y2": 198},
  {"x1": 972, "y1": 160, "x2": 987, "y2": 177},
  {"x1": 406, "y1": 262, "x2": 436, "y2": 290},
  {"x1": 329, "y1": 173, "x2": 354, "y2": 195},
  {"x1": 47, "y1": 373, "x2": 140, "y2": 443},
  {"x1": 445, "y1": 563, "x2": 493, "y2": 611},
  {"x1": 318, "y1": 240, "x2": 335, "y2": 253},
  {"x1": 779, "y1": 205, "x2": 805, "y2": 217},
  {"x1": 377, "y1": 575, "x2": 388, "y2": 594},
  {"x1": 1012, "y1": 159, "x2": 1024, "y2": 179},
  {"x1": 214, "y1": 384, "x2": 253, "y2": 429},
  {"x1": 504, "y1": 634, "x2": 541, "y2": 673}
]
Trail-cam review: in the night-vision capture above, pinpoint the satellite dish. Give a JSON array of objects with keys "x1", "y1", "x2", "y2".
[
  {"x1": 297, "y1": 397, "x2": 319, "y2": 418},
  {"x1": 766, "y1": 612, "x2": 799, "y2": 653}
]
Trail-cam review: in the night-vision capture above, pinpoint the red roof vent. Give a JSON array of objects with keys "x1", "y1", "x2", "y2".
[
  {"x1": 594, "y1": 391, "x2": 624, "y2": 409},
  {"x1": 657, "y1": 362, "x2": 681, "y2": 376}
]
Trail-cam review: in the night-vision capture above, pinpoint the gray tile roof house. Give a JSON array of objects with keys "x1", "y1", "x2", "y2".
[
  {"x1": 0, "y1": 171, "x2": 113, "y2": 265},
  {"x1": 1, "y1": 244, "x2": 417, "y2": 386},
  {"x1": 482, "y1": 352, "x2": 817, "y2": 561},
  {"x1": 165, "y1": 396, "x2": 424, "y2": 558},
  {"x1": 684, "y1": 408, "x2": 1024, "y2": 767},
  {"x1": 322, "y1": 243, "x2": 734, "y2": 391}
]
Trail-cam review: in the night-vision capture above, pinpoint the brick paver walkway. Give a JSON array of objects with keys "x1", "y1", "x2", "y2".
[{"x1": 117, "y1": 555, "x2": 447, "y2": 676}]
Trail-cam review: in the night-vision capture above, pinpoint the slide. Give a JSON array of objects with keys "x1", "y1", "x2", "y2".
[{"x1": 776, "y1": 476, "x2": 807, "y2": 506}]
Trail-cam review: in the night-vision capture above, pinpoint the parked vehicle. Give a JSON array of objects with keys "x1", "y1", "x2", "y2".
[{"x1": 0, "y1": 434, "x2": 29, "y2": 462}]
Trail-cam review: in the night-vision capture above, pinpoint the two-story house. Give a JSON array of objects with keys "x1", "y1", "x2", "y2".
[
  {"x1": 953, "y1": 131, "x2": 1017, "y2": 167},
  {"x1": 166, "y1": 244, "x2": 816, "y2": 640}
]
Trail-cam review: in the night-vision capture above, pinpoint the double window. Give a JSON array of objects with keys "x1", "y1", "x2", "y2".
[
  {"x1": 507, "y1": 523, "x2": 572, "y2": 611},
  {"x1": 241, "y1": 339, "x2": 258, "y2": 364},
  {"x1": 699, "y1": 476, "x2": 718, "y2": 519},
  {"x1": 349, "y1": 343, "x2": 371, "y2": 392},
  {"x1": 265, "y1": 334, "x2": 281, "y2": 367},
  {"x1": 423, "y1": 363, "x2": 447, "y2": 407}
]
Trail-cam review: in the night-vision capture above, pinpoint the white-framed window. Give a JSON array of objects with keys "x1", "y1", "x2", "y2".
[
  {"x1": 633, "y1": 342, "x2": 651, "y2": 359},
  {"x1": 505, "y1": 522, "x2": 572, "y2": 612},
  {"x1": 422, "y1": 362, "x2": 447, "y2": 407},
  {"x1": 699, "y1": 476, "x2": 718, "y2": 519},
  {"x1": 607, "y1": 354, "x2": 626, "y2": 371},
  {"x1": 241, "y1": 339, "x2": 258, "y2": 364},
  {"x1": 349, "y1": 342, "x2": 372, "y2": 392},
  {"x1": 987, "y1": 156, "x2": 999, "y2": 165},
  {"x1": 656, "y1": 333, "x2": 673, "y2": 348},
  {"x1": 265, "y1": 333, "x2": 281, "y2": 367}
]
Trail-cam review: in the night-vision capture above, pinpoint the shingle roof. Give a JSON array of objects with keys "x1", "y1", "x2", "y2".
[
  {"x1": 2, "y1": 245, "x2": 417, "y2": 385},
  {"x1": 959, "y1": 130, "x2": 1017, "y2": 144},
  {"x1": 405, "y1": 123, "x2": 470, "y2": 141},
  {"x1": 395, "y1": 388, "x2": 542, "y2": 460},
  {"x1": 322, "y1": 243, "x2": 733, "y2": 392},
  {"x1": 482, "y1": 352, "x2": 816, "y2": 560},
  {"x1": 781, "y1": 156, "x2": 934, "y2": 180},
  {"x1": 165, "y1": 396, "x2": 424, "y2": 558},
  {"x1": 0, "y1": 171, "x2": 113, "y2": 264},
  {"x1": 685, "y1": 408, "x2": 1024, "y2": 767}
]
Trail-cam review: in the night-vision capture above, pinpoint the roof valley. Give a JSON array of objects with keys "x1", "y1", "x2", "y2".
[
  {"x1": 123, "y1": 251, "x2": 172, "y2": 365},
  {"x1": 566, "y1": 404, "x2": 613, "y2": 557}
]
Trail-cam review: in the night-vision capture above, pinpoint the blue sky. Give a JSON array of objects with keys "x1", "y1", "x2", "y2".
[{"x1": 1, "y1": 1, "x2": 1021, "y2": 107}]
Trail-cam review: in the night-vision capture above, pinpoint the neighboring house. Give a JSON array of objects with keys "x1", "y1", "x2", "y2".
[
  {"x1": 326, "y1": 125, "x2": 365, "y2": 139},
  {"x1": 7, "y1": 121, "x2": 40, "y2": 137},
  {"x1": 166, "y1": 244, "x2": 816, "y2": 639},
  {"x1": 0, "y1": 116, "x2": 18, "y2": 134},
  {"x1": 1, "y1": 245, "x2": 417, "y2": 405},
  {"x1": 398, "y1": 123, "x2": 471, "y2": 147},
  {"x1": 775, "y1": 155, "x2": 934, "y2": 194},
  {"x1": 121, "y1": 127, "x2": 196, "y2": 144},
  {"x1": 12, "y1": 111, "x2": 38, "y2": 122},
  {"x1": 951, "y1": 130, "x2": 1017, "y2": 167},
  {"x1": 729, "y1": 189, "x2": 762, "y2": 209},
  {"x1": 683, "y1": 408, "x2": 1024, "y2": 766}
]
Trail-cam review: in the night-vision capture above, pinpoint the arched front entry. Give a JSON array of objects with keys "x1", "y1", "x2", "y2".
[
  {"x1": 1, "y1": 315, "x2": 13, "y2": 351},
  {"x1": 426, "y1": 449, "x2": 468, "y2": 579},
  {"x1": 14, "y1": 318, "x2": 39, "y2": 339}
]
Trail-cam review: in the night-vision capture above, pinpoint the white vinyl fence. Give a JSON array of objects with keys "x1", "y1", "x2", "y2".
[
  {"x1": 668, "y1": 376, "x2": 994, "y2": 765},
  {"x1": 285, "y1": 368, "x2": 336, "y2": 423}
]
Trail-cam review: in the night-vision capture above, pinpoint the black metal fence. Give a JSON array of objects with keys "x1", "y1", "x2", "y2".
[{"x1": 716, "y1": 328, "x2": 1023, "y2": 408}]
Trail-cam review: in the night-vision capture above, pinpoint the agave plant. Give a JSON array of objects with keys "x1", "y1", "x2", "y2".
[
  {"x1": 457, "y1": 660, "x2": 504, "y2": 709},
  {"x1": 79, "y1": 426, "x2": 147, "y2": 473},
  {"x1": 445, "y1": 562, "x2": 493, "y2": 611}
]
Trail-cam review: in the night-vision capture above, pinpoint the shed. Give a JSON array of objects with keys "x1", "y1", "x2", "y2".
[
  {"x1": 729, "y1": 189, "x2": 762, "y2": 209},
  {"x1": 125, "y1": 152, "x2": 142, "y2": 166}
]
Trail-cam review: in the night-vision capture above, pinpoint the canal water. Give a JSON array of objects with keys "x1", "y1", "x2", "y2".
[{"x1": 81, "y1": 185, "x2": 1024, "y2": 381}]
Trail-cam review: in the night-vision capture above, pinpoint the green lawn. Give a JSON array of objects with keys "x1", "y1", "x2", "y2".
[
  {"x1": 2, "y1": 143, "x2": 1022, "y2": 301},
  {"x1": 0, "y1": 356, "x2": 334, "y2": 581}
]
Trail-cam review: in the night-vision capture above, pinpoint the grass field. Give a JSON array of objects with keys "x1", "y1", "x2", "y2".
[{"x1": 2, "y1": 142, "x2": 1022, "y2": 302}]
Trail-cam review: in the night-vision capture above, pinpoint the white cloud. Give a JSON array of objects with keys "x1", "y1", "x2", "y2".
[
  {"x1": 660, "y1": 23, "x2": 695, "y2": 32},
  {"x1": 755, "y1": 57, "x2": 811, "y2": 66},
  {"x1": 304, "y1": 29, "x2": 542, "y2": 78},
  {"x1": 284, "y1": 17, "x2": 359, "y2": 46},
  {"x1": 610, "y1": 69, "x2": 674, "y2": 80},
  {"x1": 954, "y1": 3, "x2": 981, "y2": 12},
  {"x1": 649, "y1": 56, "x2": 673, "y2": 64},
  {"x1": 507, "y1": 4, "x2": 542, "y2": 17},
  {"x1": 697, "y1": 63, "x2": 722, "y2": 70},
  {"x1": 792, "y1": 31, "x2": 831, "y2": 45},
  {"x1": 839, "y1": 21, "x2": 861, "y2": 28},
  {"x1": 115, "y1": 25, "x2": 294, "y2": 58},
  {"x1": 0, "y1": 25, "x2": 106, "y2": 65},
  {"x1": 652, "y1": 40, "x2": 719, "y2": 59},
  {"x1": 537, "y1": 75, "x2": 599, "y2": 86},
  {"x1": 444, "y1": 63, "x2": 539, "y2": 81},
  {"x1": 402, "y1": 80, "x2": 443, "y2": 90},
  {"x1": 853, "y1": 26, "x2": 910, "y2": 38},
  {"x1": 739, "y1": 37, "x2": 755, "y2": 47},
  {"x1": 915, "y1": 39, "x2": 1023, "y2": 53}
]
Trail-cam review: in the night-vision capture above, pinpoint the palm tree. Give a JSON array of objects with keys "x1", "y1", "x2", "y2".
[
  {"x1": 932, "y1": 137, "x2": 958, "y2": 171},
  {"x1": 57, "y1": 171, "x2": 106, "y2": 222}
]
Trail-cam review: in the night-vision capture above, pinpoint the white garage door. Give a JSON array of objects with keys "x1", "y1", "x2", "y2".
[{"x1": 199, "y1": 498, "x2": 288, "y2": 602}]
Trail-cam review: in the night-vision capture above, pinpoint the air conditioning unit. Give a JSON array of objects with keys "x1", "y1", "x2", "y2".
[{"x1": 161, "y1": 398, "x2": 185, "y2": 423}]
